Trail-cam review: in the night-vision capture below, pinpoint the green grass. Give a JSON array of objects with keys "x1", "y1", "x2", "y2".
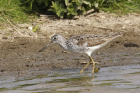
[
  {"x1": 0, "y1": 0, "x2": 36, "y2": 27},
  {"x1": 101, "y1": 0, "x2": 140, "y2": 15},
  {"x1": 0, "y1": 0, "x2": 140, "y2": 28}
]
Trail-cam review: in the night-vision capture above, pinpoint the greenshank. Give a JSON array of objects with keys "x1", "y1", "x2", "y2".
[{"x1": 39, "y1": 34, "x2": 121, "y2": 75}]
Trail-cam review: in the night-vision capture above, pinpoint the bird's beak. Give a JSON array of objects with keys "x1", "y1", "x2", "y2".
[{"x1": 39, "y1": 42, "x2": 52, "y2": 52}]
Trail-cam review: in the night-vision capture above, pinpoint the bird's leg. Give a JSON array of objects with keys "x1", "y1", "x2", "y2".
[
  {"x1": 80, "y1": 56, "x2": 97, "y2": 74},
  {"x1": 80, "y1": 61, "x2": 92, "y2": 73},
  {"x1": 89, "y1": 56, "x2": 96, "y2": 74},
  {"x1": 80, "y1": 56, "x2": 93, "y2": 73}
]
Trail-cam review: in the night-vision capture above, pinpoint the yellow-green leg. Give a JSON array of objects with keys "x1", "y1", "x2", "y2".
[
  {"x1": 80, "y1": 56, "x2": 96, "y2": 74},
  {"x1": 90, "y1": 57, "x2": 95, "y2": 74},
  {"x1": 80, "y1": 60, "x2": 92, "y2": 73}
]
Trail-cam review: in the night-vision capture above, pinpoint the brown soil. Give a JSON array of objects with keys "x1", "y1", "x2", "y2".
[{"x1": 0, "y1": 12, "x2": 140, "y2": 79}]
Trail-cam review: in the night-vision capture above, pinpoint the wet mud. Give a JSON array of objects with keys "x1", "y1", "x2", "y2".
[{"x1": 0, "y1": 31, "x2": 140, "y2": 79}]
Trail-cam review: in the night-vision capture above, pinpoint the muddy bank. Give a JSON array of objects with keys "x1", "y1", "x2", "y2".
[
  {"x1": 0, "y1": 31, "x2": 140, "y2": 79},
  {"x1": 1, "y1": 13, "x2": 140, "y2": 79}
]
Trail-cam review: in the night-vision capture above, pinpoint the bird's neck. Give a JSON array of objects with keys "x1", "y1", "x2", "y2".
[{"x1": 58, "y1": 37, "x2": 68, "y2": 51}]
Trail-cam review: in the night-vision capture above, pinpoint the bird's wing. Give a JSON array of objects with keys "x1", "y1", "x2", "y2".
[{"x1": 67, "y1": 34, "x2": 121, "y2": 47}]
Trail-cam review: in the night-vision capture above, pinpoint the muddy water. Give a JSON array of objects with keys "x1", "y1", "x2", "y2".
[
  {"x1": 0, "y1": 32, "x2": 140, "y2": 92},
  {"x1": 0, "y1": 65, "x2": 140, "y2": 93}
]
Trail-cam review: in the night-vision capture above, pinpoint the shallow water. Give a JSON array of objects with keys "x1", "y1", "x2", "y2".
[{"x1": 0, "y1": 65, "x2": 140, "y2": 93}]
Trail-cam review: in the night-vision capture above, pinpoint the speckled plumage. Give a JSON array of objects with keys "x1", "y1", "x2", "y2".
[
  {"x1": 39, "y1": 34, "x2": 121, "y2": 75},
  {"x1": 47, "y1": 34, "x2": 121, "y2": 56}
]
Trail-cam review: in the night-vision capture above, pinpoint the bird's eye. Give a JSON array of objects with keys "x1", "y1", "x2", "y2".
[{"x1": 53, "y1": 37, "x2": 56, "y2": 40}]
